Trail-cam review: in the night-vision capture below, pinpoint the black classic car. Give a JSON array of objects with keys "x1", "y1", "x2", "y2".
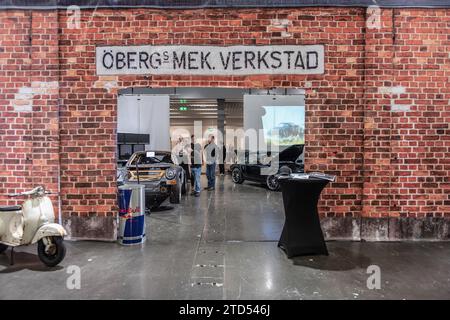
[
  {"x1": 121, "y1": 151, "x2": 187, "y2": 209},
  {"x1": 230, "y1": 144, "x2": 304, "y2": 191}
]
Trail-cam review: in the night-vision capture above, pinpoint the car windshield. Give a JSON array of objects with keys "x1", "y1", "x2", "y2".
[{"x1": 130, "y1": 153, "x2": 172, "y2": 165}]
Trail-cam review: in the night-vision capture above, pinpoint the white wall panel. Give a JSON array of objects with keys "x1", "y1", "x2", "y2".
[{"x1": 118, "y1": 94, "x2": 170, "y2": 151}]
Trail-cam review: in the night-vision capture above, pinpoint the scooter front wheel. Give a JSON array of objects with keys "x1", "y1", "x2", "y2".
[
  {"x1": 0, "y1": 244, "x2": 8, "y2": 254},
  {"x1": 37, "y1": 236, "x2": 66, "y2": 267}
]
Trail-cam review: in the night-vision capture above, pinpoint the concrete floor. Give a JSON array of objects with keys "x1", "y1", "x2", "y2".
[{"x1": 0, "y1": 176, "x2": 449, "y2": 300}]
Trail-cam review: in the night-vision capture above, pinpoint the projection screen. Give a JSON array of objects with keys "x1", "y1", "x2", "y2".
[{"x1": 243, "y1": 94, "x2": 305, "y2": 151}]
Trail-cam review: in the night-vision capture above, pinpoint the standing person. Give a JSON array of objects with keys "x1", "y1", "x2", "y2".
[
  {"x1": 189, "y1": 135, "x2": 195, "y2": 187},
  {"x1": 219, "y1": 143, "x2": 226, "y2": 175},
  {"x1": 171, "y1": 136, "x2": 184, "y2": 166},
  {"x1": 204, "y1": 135, "x2": 217, "y2": 191},
  {"x1": 176, "y1": 137, "x2": 190, "y2": 184},
  {"x1": 190, "y1": 135, "x2": 202, "y2": 197}
]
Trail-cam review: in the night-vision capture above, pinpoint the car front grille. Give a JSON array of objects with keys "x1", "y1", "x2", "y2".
[{"x1": 129, "y1": 170, "x2": 165, "y2": 181}]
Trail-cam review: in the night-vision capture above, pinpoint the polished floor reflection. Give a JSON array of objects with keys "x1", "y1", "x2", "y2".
[{"x1": 0, "y1": 176, "x2": 449, "y2": 299}]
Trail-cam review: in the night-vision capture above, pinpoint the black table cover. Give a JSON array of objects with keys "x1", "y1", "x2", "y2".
[{"x1": 278, "y1": 177, "x2": 329, "y2": 258}]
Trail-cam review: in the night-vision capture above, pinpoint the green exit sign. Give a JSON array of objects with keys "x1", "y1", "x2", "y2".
[{"x1": 179, "y1": 106, "x2": 188, "y2": 111}]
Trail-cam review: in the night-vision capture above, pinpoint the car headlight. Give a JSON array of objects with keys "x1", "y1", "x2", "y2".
[{"x1": 165, "y1": 168, "x2": 177, "y2": 180}]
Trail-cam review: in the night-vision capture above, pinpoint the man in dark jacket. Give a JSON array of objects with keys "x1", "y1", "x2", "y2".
[
  {"x1": 190, "y1": 135, "x2": 202, "y2": 197},
  {"x1": 204, "y1": 135, "x2": 217, "y2": 191},
  {"x1": 189, "y1": 135, "x2": 196, "y2": 187}
]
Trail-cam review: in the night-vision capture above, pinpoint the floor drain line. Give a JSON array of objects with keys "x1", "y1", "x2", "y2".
[
  {"x1": 192, "y1": 282, "x2": 224, "y2": 287},
  {"x1": 195, "y1": 264, "x2": 224, "y2": 268}
]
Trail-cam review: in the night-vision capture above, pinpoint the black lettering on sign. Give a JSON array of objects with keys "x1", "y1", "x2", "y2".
[
  {"x1": 257, "y1": 51, "x2": 269, "y2": 69},
  {"x1": 270, "y1": 51, "x2": 282, "y2": 69},
  {"x1": 201, "y1": 52, "x2": 212, "y2": 69},
  {"x1": 139, "y1": 52, "x2": 149, "y2": 69},
  {"x1": 98, "y1": 46, "x2": 323, "y2": 74},
  {"x1": 149, "y1": 52, "x2": 161, "y2": 69},
  {"x1": 283, "y1": 51, "x2": 294, "y2": 69},
  {"x1": 244, "y1": 51, "x2": 256, "y2": 69},
  {"x1": 163, "y1": 51, "x2": 170, "y2": 62},
  {"x1": 188, "y1": 51, "x2": 199, "y2": 70},
  {"x1": 295, "y1": 51, "x2": 305, "y2": 69},
  {"x1": 116, "y1": 52, "x2": 126, "y2": 70},
  {"x1": 102, "y1": 51, "x2": 114, "y2": 69},
  {"x1": 220, "y1": 52, "x2": 232, "y2": 70},
  {"x1": 307, "y1": 51, "x2": 319, "y2": 69},
  {"x1": 232, "y1": 51, "x2": 242, "y2": 70},
  {"x1": 173, "y1": 51, "x2": 186, "y2": 69},
  {"x1": 127, "y1": 52, "x2": 137, "y2": 69}
]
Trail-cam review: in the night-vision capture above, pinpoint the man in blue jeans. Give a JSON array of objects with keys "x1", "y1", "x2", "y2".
[
  {"x1": 204, "y1": 135, "x2": 217, "y2": 191},
  {"x1": 190, "y1": 135, "x2": 202, "y2": 197}
]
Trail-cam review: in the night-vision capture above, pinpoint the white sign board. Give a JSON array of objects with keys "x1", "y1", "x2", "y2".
[{"x1": 96, "y1": 45, "x2": 324, "y2": 76}]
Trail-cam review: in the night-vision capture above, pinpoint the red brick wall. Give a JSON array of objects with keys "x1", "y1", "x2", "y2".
[
  {"x1": 391, "y1": 10, "x2": 449, "y2": 219},
  {"x1": 0, "y1": 7, "x2": 448, "y2": 240},
  {"x1": 0, "y1": 11, "x2": 31, "y2": 205},
  {"x1": 0, "y1": 11, "x2": 59, "y2": 207},
  {"x1": 363, "y1": 9, "x2": 450, "y2": 220}
]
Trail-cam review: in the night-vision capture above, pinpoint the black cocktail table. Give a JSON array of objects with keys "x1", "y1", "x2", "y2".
[{"x1": 278, "y1": 177, "x2": 329, "y2": 258}]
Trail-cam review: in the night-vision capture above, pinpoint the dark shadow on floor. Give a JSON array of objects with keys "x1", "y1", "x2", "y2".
[
  {"x1": 151, "y1": 205, "x2": 174, "y2": 212},
  {"x1": 291, "y1": 246, "x2": 371, "y2": 271},
  {"x1": 0, "y1": 252, "x2": 63, "y2": 273},
  {"x1": 245, "y1": 182, "x2": 270, "y2": 190}
]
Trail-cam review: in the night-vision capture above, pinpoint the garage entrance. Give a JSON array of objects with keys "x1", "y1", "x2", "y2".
[{"x1": 116, "y1": 87, "x2": 306, "y2": 210}]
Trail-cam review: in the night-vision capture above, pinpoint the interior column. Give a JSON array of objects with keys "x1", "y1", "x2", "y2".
[{"x1": 217, "y1": 98, "x2": 226, "y2": 156}]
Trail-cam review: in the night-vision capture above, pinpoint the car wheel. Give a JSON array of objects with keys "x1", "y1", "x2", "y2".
[
  {"x1": 231, "y1": 168, "x2": 244, "y2": 184},
  {"x1": 266, "y1": 175, "x2": 280, "y2": 191},
  {"x1": 181, "y1": 173, "x2": 187, "y2": 195},
  {"x1": 169, "y1": 185, "x2": 181, "y2": 204},
  {"x1": 148, "y1": 197, "x2": 164, "y2": 210},
  {"x1": 0, "y1": 244, "x2": 8, "y2": 254},
  {"x1": 145, "y1": 197, "x2": 152, "y2": 210}
]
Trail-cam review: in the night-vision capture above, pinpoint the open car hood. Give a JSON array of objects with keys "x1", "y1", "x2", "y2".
[
  {"x1": 127, "y1": 163, "x2": 172, "y2": 170},
  {"x1": 278, "y1": 144, "x2": 304, "y2": 162}
]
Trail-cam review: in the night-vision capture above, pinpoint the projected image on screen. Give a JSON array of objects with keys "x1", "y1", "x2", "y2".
[{"x1": 262, "y1": 106, "x2": 305, "y2": 146}]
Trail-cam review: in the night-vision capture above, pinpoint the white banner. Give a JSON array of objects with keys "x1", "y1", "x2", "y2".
[{"x1": 96, "y1": 45, "x2": 324, "y2": 76}]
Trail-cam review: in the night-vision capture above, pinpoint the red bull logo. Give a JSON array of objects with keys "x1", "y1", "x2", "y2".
[
  {"x1": 118, "y1": 189, "x2": 139, "y2": 218},
  {"x1": 118, "y1": 186, "x2": 146, "y2": 245},
  {"x1": 119, "y1": 207, "x2": 141, "y2": 219}
]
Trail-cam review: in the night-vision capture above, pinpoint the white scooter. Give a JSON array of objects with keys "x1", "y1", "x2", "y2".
[{"x1": 0, "y1": 186, "x2": 67, "y2": 267}]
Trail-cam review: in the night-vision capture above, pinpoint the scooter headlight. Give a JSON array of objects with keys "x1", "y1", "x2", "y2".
[{"x1": 165, "y1": 168, "x2": 177, "y2": 180}]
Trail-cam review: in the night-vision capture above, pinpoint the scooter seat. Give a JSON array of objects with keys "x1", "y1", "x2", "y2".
[{"x1": 0, "y1": 205, "x2": 21, "y2": 212}]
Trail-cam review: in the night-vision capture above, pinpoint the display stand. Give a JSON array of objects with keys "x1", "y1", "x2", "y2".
[{"x1": 278, "y1": 177, "x2": 330, "y2": 258}]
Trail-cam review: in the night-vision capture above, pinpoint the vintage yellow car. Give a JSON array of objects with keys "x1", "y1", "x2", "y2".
[{"x1": 122, "y1": 151, "x2": 187, "y2": 209}]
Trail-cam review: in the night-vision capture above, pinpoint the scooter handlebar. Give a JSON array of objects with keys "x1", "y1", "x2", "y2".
[
  {"x1": 7, "y1": 187, "x2": 58, "y2": 197},
  {"x1": 7, "y1": 193, "x2": 22, "y2": 197}
]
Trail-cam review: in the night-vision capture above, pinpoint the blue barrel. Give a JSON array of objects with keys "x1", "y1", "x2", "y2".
[{"x1": 118, "y1": 184, "x2": 146, "y2": 245}]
